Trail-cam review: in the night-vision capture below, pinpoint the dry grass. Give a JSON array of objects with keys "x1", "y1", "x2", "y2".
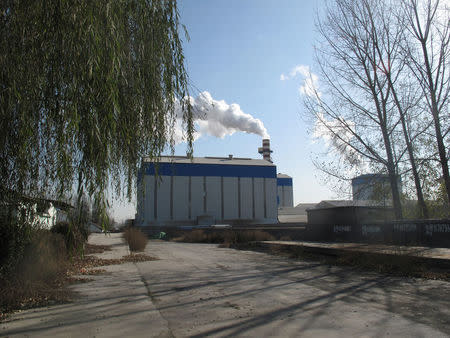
[
  {"x1": 173, "y1": 230, "x2": 225, "y2": 243},
  {"x1": 0, "y1": 231, "x2": 70, "y2": 315},
  {"x1": 0, "y1": 241, "x2": 156, "y2": 320},
  {"x1": 173, "y1": 229, "x2": 275, "y2": 247},
  {"x1": 123, "y1": 227, "x2": 148, "y2": 252},
  {"x1": 244, "y1": 243, "x2": 450, "y2": 281},
  {"x1": 279, "y1": 235, "x2": 293, "y2": 241}
]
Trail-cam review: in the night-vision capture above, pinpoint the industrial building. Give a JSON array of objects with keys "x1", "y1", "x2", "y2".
[
  {"x1": 277, "y1": 174, "x2": 293, "y2": 208},
  {"x1": 136, "y1": 154, "x2": 278, "y2": 226},
  {"x1": 352, "y1": 174, "x2": 402, "y2": 201}
]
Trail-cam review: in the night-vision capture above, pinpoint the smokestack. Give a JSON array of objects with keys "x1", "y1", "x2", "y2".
[{"x1": 258, "y1": 139, "x2": 273, "y2": 162}]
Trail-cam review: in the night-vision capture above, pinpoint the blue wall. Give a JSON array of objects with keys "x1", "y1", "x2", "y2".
[
  {"x1": 141, "y1": 162, "x2": 276, "y2": 178},
  {"x1": 277, "y1": 177, "x2": 293, "y2": 186}
]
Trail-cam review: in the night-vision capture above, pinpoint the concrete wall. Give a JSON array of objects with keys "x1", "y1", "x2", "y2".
[{"x1": 306, "y1": 219, "x2": 450, "y2": 247}]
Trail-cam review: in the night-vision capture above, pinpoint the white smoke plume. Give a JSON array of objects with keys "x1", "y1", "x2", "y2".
[
  {"x1": 281, "y1": 64, "x2": 363, "y2": 169},
  {"x1": 172, "y1": 91, "x2": 269, "y2": 144},
  {"x1": 280, "y1": 64, "x2": 321, "y2": 98}
]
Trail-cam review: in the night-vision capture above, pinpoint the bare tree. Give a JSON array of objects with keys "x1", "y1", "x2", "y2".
[
  {"x1": 306, "y1": 0, "x2": 406, "y2": 218},
  {"x1": 373, "y1": 5, "x2": 431, "y2": 218},
  {"x1": 401, "y1": 0, "x2": 450, "y2": 211}
]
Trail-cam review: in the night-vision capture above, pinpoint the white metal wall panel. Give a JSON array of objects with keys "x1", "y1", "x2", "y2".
[
  {"x1": 223, "y1": 177, "x2": 238, "y2": 220},
  {"x1": 253, "y1": 178, "x2": 264, "y2": 220},
  {"x1": 173, "y1": 176, "x2": 189, "y2": 220},
  {"x1": 265, "y1": 178, "x2": 277, "y2": 220},
  {"x1": 285, "y1": 186, "x2": 293, "y2": 207},
  {"x1": 240, "y1": 177, "x2": 253, "y2": 219},
  {"x1": 136, "y1": 179, "x2": 144, "y2": 225},
  {"x1": 206, "y1": 177, "x2": 221, "y2": 221},
  {"x1": 191, "y1": 176, "x2": 204, "y2": 219},
  {"x1": 277, "y1": 186, "x2": 283, "y2": 207},
  {"x1": 144, "y1": 176, "x2": 155, "y2": 223},
  {"x1": 156, "y1": 176, "x2": 171, "y2": 221}
]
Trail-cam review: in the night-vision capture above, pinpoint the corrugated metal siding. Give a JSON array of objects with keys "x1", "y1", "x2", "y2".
[{"x1": 137, "y1": 159, "x2": 278, "y2": 225}]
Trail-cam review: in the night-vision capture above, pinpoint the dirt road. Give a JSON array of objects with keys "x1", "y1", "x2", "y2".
[{"x1": 138, "y1": 241, "x2": 450, "y2": 337}]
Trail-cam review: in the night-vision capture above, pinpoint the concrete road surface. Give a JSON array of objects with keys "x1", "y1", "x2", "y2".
[{"x1": 138, "y1": 241, "x2": 450, "y2": 337}]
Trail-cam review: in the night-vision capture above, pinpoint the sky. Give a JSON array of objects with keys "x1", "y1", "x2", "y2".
[{"x1": 112, "y1": 0, "x2": 337, "y2": 221}]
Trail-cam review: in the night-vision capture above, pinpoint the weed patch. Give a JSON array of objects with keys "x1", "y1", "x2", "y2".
[
  {"x1": 0, "y1": 241, "x2": 156, "y2": 320},
  {"x1": 173, "y1": 229, "x2": 275, "y2": 246},
  {"x1": 239, "y1": 242, "x2": 450, "y2": 281}
]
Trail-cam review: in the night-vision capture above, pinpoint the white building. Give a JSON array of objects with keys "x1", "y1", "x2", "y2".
[
  {"x1": 277, "y1": 173, "x2": 293, "y2": 208},
  {"x1": 136, "y1": 155, "x2": 278, "y2": 226}
]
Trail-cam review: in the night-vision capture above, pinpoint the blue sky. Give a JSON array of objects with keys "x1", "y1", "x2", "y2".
[{"x1": 112, "y1": 0, "x2": 336, "y2": 221}]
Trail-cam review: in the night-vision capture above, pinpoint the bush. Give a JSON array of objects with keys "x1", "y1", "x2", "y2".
[{"x1": 123, "y1": 227, "x2": 148, "y2": 252}]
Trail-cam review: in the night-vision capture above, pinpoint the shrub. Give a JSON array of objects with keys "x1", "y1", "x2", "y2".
[{"x1": 123, "y1": 227, "x2": 148, "y2": 252}]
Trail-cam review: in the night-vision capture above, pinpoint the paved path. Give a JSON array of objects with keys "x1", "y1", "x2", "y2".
[
  {"x1": 2, "y1": 236, "x2": 450, "y2": 337},
  {"x1": 138, "y1": 241, "x2": 450, "y2": 337},
  {"x1": 1, "y1": 234, "x2": 170, "y2": 338}
]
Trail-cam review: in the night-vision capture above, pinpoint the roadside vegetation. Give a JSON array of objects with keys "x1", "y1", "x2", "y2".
[
  {"x1": 241, "y1": 242, "x2": 450, "y2": 281},
  {"x1": 172, "y1": 229, "x2": 275, "y2": 247},
  {"x1": 1, "y1": 0, "x2": 191, "y2": 319},
  {"x1": 0, "y1": 215, "x2": 89, "y2": 317},
  {"x1": 123, "y1": 227, "x2": 149, "y2": 252},
  {"x1": 0, "y1": 207, "x2": 154, "y2": 319}
]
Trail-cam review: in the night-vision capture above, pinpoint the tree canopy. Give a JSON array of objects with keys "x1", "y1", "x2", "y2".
[
  {"x1": 0, "y1": 0, "x2": 194, "y2": 203},
  {"x1": 304, "y1": 0, "x2": 449, "y2": 218}
]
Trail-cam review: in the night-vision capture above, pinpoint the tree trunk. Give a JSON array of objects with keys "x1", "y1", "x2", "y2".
[
  {"x1": 389, "y1": 79, "x2": 429, "y2": 218},
  {"x1": 416, "y1": 14, "x2": 450, "y2": 213}
]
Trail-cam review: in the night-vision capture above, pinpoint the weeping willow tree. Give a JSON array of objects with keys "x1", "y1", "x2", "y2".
[{"x1": 0, "y1": 0, "x2": 194, "y2": 206}]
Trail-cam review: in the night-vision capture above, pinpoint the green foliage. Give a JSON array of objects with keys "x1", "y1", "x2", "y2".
[{"x1": 0, "y1": 0, "x2": 193, "y2": 203}]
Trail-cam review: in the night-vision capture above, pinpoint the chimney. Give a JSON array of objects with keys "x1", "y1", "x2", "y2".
[{"x1": 258, "y1": 138, "x2": 273, "y2": 162}]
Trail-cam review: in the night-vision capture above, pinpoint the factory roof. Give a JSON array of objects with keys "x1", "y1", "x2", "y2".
[
  {"x1": 143, "y1": 155, "x2": 275, "y2": 167},
  {"x1": 277, "y1": 173, "x2": 292, "y2": 178},
  {"x1": 313, "y1": 200, "x2": 392, "y2": 209}
]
